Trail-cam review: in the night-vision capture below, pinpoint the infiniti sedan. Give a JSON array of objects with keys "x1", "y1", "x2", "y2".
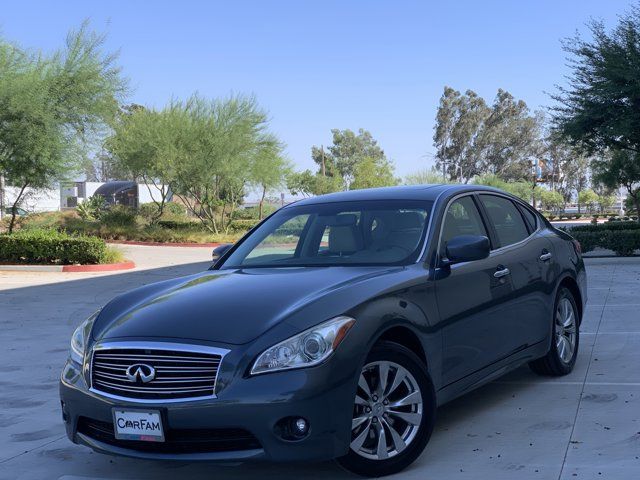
[{"x1": 60, "y1": 185, "x2": 586, "y2": 476}]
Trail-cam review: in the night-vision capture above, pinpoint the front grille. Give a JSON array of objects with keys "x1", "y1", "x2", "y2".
[
  {"x1": 77, "y1": 417, "x2": 261, "y2": 453},
  {"x1": 91, "y1": 347, "x2": 222, "y2": 400}
]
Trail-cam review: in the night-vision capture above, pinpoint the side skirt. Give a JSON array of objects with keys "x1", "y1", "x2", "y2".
[{"x1": 435, "y1": 339, "x2": 549, "y2": 407}]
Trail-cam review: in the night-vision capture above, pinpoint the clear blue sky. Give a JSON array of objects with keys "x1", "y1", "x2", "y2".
[{"x1": 1, "y1": 0, "x2": 633, "y2": 176}]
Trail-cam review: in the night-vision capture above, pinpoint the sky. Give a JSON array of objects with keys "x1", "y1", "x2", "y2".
[{"x1": 1, "y1": 0, "x2": 634, "y2": 177}]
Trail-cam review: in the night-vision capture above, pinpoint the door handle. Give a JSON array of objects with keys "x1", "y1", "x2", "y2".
[
  {"x1": 539, "y1": 251, "x2": 553, "y2": 261},
  {"x1": 494, "y1": 266, "x2": 510, "y2": 278}
]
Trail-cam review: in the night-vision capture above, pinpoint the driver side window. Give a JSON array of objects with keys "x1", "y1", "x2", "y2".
[{"x1": 440, "y1": 196, "x2": 487, "y2": 253}]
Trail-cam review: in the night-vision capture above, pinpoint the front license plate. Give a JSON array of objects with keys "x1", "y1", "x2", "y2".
[{"x1": 112, "y1": 409, "x2": 164, "y2": 442}]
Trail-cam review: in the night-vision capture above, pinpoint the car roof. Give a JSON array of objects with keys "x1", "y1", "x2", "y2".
[{"x1": 289, "y1": 184, "x2": 509, "y2": 206}]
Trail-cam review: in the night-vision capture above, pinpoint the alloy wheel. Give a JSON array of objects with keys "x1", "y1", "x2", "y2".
[
  {"x1": 555, "y1": 297, "x2": 577, "y2": 363},
  {"x1": 350, "y1": 360, "x2": 423, "y2": 460}
]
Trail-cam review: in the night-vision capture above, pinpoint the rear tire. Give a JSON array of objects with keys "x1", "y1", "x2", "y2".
[
  {"x1": 336, "y1": 341, "x2": 436, "y2": 477},
  {"x1": 529, "y1": 287, "x2": 580, "y2": 376}
]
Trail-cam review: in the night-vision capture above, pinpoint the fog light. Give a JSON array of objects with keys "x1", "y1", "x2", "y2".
[
  {"x1": 275, "y1": 416, "x2": 310, "y2": 440},
  {"x1": 294, "y1": 417, "x2": 308, "y2": 435}
]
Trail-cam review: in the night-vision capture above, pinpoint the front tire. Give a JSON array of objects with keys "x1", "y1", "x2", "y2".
[
  {"x1": 336, "y1": 341, "x2": 436, "y2": 477},
  {"x1": 529, "y1": 286, "x2": 580, "y2": 376}
]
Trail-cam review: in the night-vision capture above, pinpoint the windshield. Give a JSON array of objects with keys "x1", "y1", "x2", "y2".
[{"x1": 221, "y1": 200, "x2": 433, "y2": 268}]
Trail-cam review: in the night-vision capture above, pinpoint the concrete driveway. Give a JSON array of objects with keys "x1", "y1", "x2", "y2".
[{"x1": 0, "y1": 246, "x2": 638, "y2": 480}]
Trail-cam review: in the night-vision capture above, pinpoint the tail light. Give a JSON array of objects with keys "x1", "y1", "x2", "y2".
[{"x1": 572, "y1": 239, "x2": 582, "y2": 255}]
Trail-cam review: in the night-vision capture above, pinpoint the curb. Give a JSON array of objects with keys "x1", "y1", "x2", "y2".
[
  {"x1": 110, "y1": 240, "x2": 221, "y2": 248},
  {"x1": 0, "y1": 260, "x2": 136, "y2": 273}
]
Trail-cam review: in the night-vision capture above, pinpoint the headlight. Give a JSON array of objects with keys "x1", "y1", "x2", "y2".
[
  {"x1": 250, "y1": 316, "x2": 355, "y2": 375},
  {"x1": 70, "y1": 310, "x2": 100, "y2": 365}
]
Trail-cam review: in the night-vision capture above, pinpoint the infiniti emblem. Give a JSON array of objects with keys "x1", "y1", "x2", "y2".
[{"x1": 125, "y1": 363, "x2": 156, "y2": 384}]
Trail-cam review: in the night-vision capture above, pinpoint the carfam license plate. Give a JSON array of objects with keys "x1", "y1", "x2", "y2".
[{"x1": 112, "y1": 409, "x2": 164, "y2": 442}]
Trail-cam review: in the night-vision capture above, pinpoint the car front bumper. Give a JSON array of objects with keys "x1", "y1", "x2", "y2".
[{"x1": 59, "y1": 356, "x2": 356, "y2": 463}]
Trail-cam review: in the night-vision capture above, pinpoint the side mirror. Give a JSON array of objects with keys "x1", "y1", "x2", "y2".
[
  {"x1": 212, "y1": 243, "x2": 233, "y2": 263},
  {"x1": 443, "y1": 235, "x2": 490, "y2": 265}
]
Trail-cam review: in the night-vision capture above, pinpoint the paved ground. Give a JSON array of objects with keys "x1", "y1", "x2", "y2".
[{"x1": 0, "y1": 245, "x2": 639, "y2": 480}]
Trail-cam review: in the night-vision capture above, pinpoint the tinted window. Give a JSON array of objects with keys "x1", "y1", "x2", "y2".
[
  {"x1": 519, "y1": 205, "x2": 538, "y2": 232},
  {"x1": 222, "y1": 200, "x2": 432, "y2": 268},
  {"x1": 479, "y1": 195, "x2": 530, "y2": 247},
  {"x1": 440, "y1": 196, "x2": 487, "y2": 251}
]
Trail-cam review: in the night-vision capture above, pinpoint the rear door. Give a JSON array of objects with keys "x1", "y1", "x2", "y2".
[{"x1": 477, "y1": 194, "x2": 551, "y2": 350}]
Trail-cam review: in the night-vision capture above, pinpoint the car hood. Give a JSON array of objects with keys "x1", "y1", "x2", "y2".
[{"x1": 92, "y1": 266, "x2": 400, "y2": 345}]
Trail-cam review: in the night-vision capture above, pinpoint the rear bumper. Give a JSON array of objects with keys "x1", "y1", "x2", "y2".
[{"x1": 60, "y1": 357, "x2": 355, "y2": 462}]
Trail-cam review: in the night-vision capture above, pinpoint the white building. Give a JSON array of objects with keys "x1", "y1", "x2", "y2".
[{"x1": 4, "y1": 185, "x2": 61, "y2": 213}]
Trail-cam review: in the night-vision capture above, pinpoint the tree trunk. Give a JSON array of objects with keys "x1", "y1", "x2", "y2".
[
  {"x1": 259, "y1": 186, "x2": 266, "y2": 220},
  {"x1": 0, "y1": 173, "x2": 5, "y2": 222},
  {"x1": 8, "y1": 183, "x2": 28, "y2": 234}
]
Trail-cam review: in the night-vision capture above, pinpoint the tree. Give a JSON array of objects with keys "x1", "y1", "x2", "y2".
[
  {"x1": 539, "y1": 189, "x2": 565, "y2": 212},
  {"x1": 250, "y1": 141, "x2": 289, "y2": 219},
  {"x1": 286, "y1": 169, "x2": 343, "y2": 197},
  {"x1": 578, "y1": 189, "x2": 599, "y2": 214},
  {"x1": 312, "y1": 129, "x2": 386, "y2": 189},
  {"x1": 433, "y1": 87, "x2": 488, "y2": 182},
  {"x1": 171, "y1": 94, "x2": 281, "y2": 233},
  {"x1": 476, "y1": 90, "x2": 544, "y2": 181},
  {"x1": 553, "y1": 5, "x2": 640, "y2": 155},
  {"x1": 543, "y1": 134, "x2": 590, "y2": 204},
  {"x1": 404, "y1": 167, "x2": 451, "y2": 185},
  {"x1": 597, "y1": 193, "x2": 616, "y2": 214},
  {"x1": 81, "y1": 150, "x2": 134, "y2": 182},
  {"x1": 350, "y1": 156, "x2": 398, "y2": 190},
  {"x1": 433, "y1": 87, "x2": 543, "y2": 183},
  {"x1": 0, "y1": 22, "x2": 126, "y2": 232},
  {"x1": 592, "y1": 149, "x2": 640, "y2": 221},
  {"x1": 107, "y1": 104, "x2": 185, "y2": 222},
  {"x1": 472, "y1": 174, "x2": 535, "y2": 203},
  {"x1": 286, "y1": 170, "x2": 316, "y2": 197},
  {"x1": 553, "y1": 5, "x2": 640, "y2": 220}
]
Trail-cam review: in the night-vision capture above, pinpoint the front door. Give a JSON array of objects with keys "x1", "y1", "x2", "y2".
[{"x1": 434, "y1": 195, "x2": 517, "y2": 385}]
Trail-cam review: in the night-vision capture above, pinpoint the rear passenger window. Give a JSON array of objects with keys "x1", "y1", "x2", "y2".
[
  {"x1": 519, "y1": 205, "x2": 538, "y2": 232},
  {"x1": 479, "y1": 195, "x2": 530, "y2": 248}
]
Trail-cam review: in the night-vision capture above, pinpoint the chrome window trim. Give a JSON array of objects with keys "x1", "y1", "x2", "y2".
[
  {"x1": 415, "y1": 187, "x2": 448, "y2": 263},
  {"x1": 435, "y1": 192, "x2": 489, "y2": 262},
  {"x1": 476, "y1": 192, "x2": 540, "y2": 254},
  {"x1": 435, "y1": 190, "x2": 541, "y2": 262},
  {"x1": 89, "y1": 341, "x2": 230, "y2": 404}
]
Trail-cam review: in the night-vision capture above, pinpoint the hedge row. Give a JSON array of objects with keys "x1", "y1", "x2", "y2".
[
  {"x1": 0, "y1": 229, "x2": 109, "y2": 265},
  {"x1": 570, "y1": 221, "x2": 640, "y2": 233},
  {"x1": 571, "y1": 229, "x2": 640, "y2": 256}
]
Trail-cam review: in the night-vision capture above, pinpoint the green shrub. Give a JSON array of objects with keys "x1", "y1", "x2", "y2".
[
  {"x1": 157, "y1": 220, "x2": 195, "y2": 230},
  {"x1": 0, "y1": 229, "x2": 111, "y2": 264},
  {"x1": 570, "y1": 221, "x2": 640, "y2": 232},
  {"x1": 76, "y1": 196, "x2": 106, "y2": 220},
  {"x1": 570, "y1": 229, "x2": 640, "y2": 256},
  {"x1": 232, "y1": 205, "x2": 277, "y2": 220},
  {"x1": 138, "y1": 202, "x2": 188, "y2": 222},
  {"x1": 100, "y1": 206, "x2": 137, "y2": 227},
  {"x1": 229, "y1": 219, "x2": 259, "y2": 232}
]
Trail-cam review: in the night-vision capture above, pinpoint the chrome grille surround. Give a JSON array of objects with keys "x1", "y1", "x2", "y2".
[{"x1": 89, "y1": 342, "x2": 230, "y2": 403}]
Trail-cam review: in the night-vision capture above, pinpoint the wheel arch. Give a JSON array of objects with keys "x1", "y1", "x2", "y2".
[
  {"x1": 556, "y1": 274, "x2": 583, "y2": 325},
  {"x1": 373, "y1": 325, "x2": 428, "y2": 369}
]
